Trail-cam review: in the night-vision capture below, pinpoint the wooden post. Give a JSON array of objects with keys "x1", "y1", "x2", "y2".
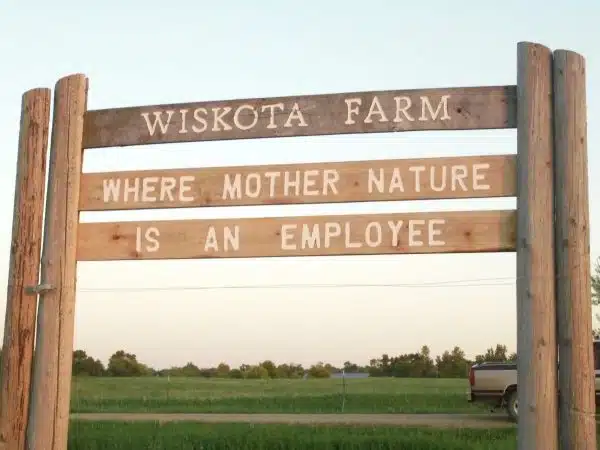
[
  {"x1": 0, "y1": 88, "x2": 51, "y2": 450},
  {"x1": 515, "y1": 41, "x2": 558, "y2": 450},
  {"x1": 27, "y1": 74, "x2": 88, "y2": 450},
  {"x1": 553, "y1": 49, "x2": 596, "y2": 450}
]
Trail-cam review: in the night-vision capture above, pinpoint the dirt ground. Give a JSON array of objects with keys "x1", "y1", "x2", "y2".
[{"x1": 70, "y1": 413, "x2": 516, "y2": 429}]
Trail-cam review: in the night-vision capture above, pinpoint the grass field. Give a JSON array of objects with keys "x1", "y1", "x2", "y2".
[
  {"x1": 68, "y1": 377, "x2": 598, "y2": 449},
  {"x1": 71, "y1": 376, "x2": 489, "y2": 414},
  {"x1": 68, "y1": 422, "x2": 521, "y2": 450}
]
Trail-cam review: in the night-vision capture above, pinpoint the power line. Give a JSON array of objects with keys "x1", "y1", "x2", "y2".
[{"x1": 77, "y1": 277, "x2": 516, "y2": 293}]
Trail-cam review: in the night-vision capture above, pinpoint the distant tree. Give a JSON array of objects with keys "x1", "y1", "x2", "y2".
[
  {"x1": 180, "y1": 362, "x2": 203, "y2": 377},
  {"x1": 63, "y1": 342, "x2": 536, "y2": 380},
  {"x1": 163, "y1": 362, "x2": 202, "y2": 377},
  {"x1": 72, "y1": 349, "x2": 105, "y2": 376},
  {"x1": 393, "y1": 351, "x2": 435, "y2": 378},
  {"x1": 307, "y1": 362, "x2": 330, "y2": 378},
  {"x1": 323, "y1": 362, "x2": 339, "y2": 374},
  {"x1": 229, "y1": 368, "x2": 243, "y2": 379},
  {"x1": 435, "y1": 346, "x2": 470, "y2": 378},
  {"x1": 275, "y1": 363, "x2": 304, "y2": 379},
  {"x1": 243, "y1": 365, "x2": 269, "y2": 379},
  {"x1": 259, "y1": 360, "x2": 278, "y2": 378},
  {"x1": 107, "y1": 350, "x2": 152, "y2": 377},
  {"x1": 199, "y1": 367, "x2": 218, "y2": 378},
  {"x1": 343, "y1": 361, "x2": 360, "y2": 373},
  {"x1": 475, "y1": 344, "x2": 509, "y2": 363},
  {"x1": 216, "y1": 362, "x2": 231, "y2": 377}
]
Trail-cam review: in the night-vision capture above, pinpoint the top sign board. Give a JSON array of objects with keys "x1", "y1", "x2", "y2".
[{"x1": 82, "y1": 85, "x2": 517, "y2": 148}]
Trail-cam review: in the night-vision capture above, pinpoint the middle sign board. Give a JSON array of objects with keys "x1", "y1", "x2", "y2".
[{"x1": 79, "y1": 155, "x2": 516, "y2": 211}]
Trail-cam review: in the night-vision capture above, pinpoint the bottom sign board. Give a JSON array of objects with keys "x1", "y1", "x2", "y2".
[{"x1": 76, "y1": 210, "x2": 516, "y2": 261}]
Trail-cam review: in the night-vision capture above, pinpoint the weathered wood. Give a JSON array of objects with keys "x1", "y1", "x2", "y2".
[
  {"x1": 0, "y1": 88, "x2": 51, "y2": 450},
  {"x1": 82, "y1": 85, "x2": 517, "y2": 148},
  {"x1": 27, "y1": 75, "x2": 88, "y2": 450},
  {"x1": 515, "y1": 42, "x2": 558, "y2": 450},
  {"x1": 79, "y1": 154, "x2": 517, "y2": 211},
  {"x1": 76, "y1": 210, "x2": 516, "y2": 261},
  {"x1": 553, "y1": 49, "x2": 596, "y2": 450}
]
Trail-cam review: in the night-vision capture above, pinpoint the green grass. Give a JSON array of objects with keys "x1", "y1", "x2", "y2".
[
  {"x1": 68, "y1": 422, "x2": 519, "y2": 450},
  {"x1": 71, "y1": 376, "x2": 488, "y2": 414}
]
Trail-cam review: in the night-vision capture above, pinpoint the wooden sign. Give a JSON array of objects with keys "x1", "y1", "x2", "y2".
[
  {"x1": 82, "y1": 86, "x2": 517, "y2": 148},
  {"x1": 76, "y1": 210, "x2": 516, "y2": 261},
  {"x1": 79, "y1": 155, "x2": 516, "y2": 211}
]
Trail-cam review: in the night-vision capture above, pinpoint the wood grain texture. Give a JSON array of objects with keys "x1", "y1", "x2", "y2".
[
  {"x1": 82, "y1": 85, "x2": 517, "y2": 148},
  {"x1": 515, "y1": 42, "x2": 558, "y2": 450},
  {"x1": 27, "y1": 75, "x2": 87, "y2": 450},
  {"x1": 0, "y1": 88, "x2": 50, "y2": 450},
  {"x1": 553, "y1": 49, "x2": 596, "y2": 450},
  {"x1": 76, "y1": 210, "x2": 516, "y2": 261},
  {"x1": 79, "y1": 154, "x2": 517, "y2": 211}
]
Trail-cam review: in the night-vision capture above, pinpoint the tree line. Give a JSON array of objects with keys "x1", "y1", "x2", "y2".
[
  {"x1": 67, "y1": 344, "x2": 517, "y2": 379},
  {"x1": 65, "y1": 256, "x2": 600, "y2": 379},
  {"x1": 0, "y1": 258, "x2": 598, "y2": 380}
]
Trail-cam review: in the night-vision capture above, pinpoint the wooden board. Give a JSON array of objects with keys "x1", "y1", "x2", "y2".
[
  {"x1": 77, "y1": 210, "x2": 516, "y2": 261},
  {"x1": 82, "y1": 86, "x2": 517, "y2": 148},
  {"x1": 80, "y1": 154, "x2": 517, "y2": 211}
]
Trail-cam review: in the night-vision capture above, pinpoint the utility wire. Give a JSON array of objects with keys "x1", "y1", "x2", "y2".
[{"x1": 77, "y1": 276, "x2": 516, "y2": 293}]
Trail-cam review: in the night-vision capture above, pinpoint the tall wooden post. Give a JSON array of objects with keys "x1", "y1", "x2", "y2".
[
  {"x1": 0, "y1": 88, "x2": 51, "y2": 450},
  {"x1": 27, "y1": 74, "x2": 88, "y2": 450},
  {"x1": 553, "y1": 49, "x2": 596, "y2": 450},
  {"x1": 515, "y1": 41, "x2": 558, "y2": 450}
]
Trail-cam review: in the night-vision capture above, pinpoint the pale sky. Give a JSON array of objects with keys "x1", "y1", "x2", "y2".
[{"x1": 0, "y1": 0, "x2": 598, "y2": 369}]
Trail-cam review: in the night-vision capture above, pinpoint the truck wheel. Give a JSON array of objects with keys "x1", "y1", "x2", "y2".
[{"x1": 506, "y1": 390, "x2": 518, "y2": 422}]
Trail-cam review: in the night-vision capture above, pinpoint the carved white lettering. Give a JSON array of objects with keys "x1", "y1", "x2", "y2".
[
  {"x1": 222, "y1": 174, "x2": 242, "y2": 200},
  {"x1": 245, "y1": 173, "x2": 261, "y2": 198},
  {"x1": 179, "y1": 109, "x2": 189, "y2": 134},
  {"x1": 364, "y1": 222, "x2": 382, "y2": 247},
  {"x1": 102, "y1": 176, "x2": 195, "y2": 204},
  {"x1": 419, "y1": 95, "x2": 451, "y2": 121},
  {"x1": 394, "y1": 96, "x2": 414, "y2": 122},
  {"x1": 344, "y1": 95, "x2": 451, "y2": 125},
  {"x1": 472, "y1": 163, "x2": 491, "y2": 190},
  {"x1": 430, "y1": 166, "x2": 447, "y2": 192},
  {"x1": 233, "y1": 104, "x2": 259, "y2": 130},
  {"x1": 221, "y1": 169, "x2": 340, "y2": 200},
  {"x1": 135, "y1": 226, "x2": 160, "y2": 253},
  {"x1": 141, "y1": 94, "x2": 453, "y2": 137},
  {"x1": 284, "y1": 103, "x2": 308, "y2": 128},
  {"x1": 212, "y1": 107, "x2": 233, "y2": 131},
  {"x1": 451, "y1": 165, "x2": 468, "y2": 191},
  {"x1": 428, "y1": 219, "x2": 446, "y2": 246},
  {"x1": 409, "y1": 166, "x2": 426, "y2": 192},
  {"x1": 367, "y1": 164, "x2": 490, "y2": 195},
  {"x1": 262, "y1": 103, "x2": 284, "y2": 129},
  {"x1": 192, "y1": 108, "x2": 208, "y2": 133},
  {"x1": 344, "y1": 98, "x2": 361, "y2": 124},
  {"x1": 364, "y1": 97, "x2": 388, "y2": 123},
  {"x1": 141, "y1": 111, "x2": 175, "y2": 136},
  {"x1": 142, "y1": 102, "x2": 309, "y2": 137},
  {"x1": 408, "y1": 219, "x2": 425, "y2": 246},
  {"x1": 204, "y1": 226, "x2": 240, "y2": 252},
  {"x1": 279, "y1": 219, "x2": 447, "y2": 250}
]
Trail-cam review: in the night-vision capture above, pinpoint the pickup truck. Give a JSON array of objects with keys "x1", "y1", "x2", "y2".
[{"x1": 467, "y1": 340, "x2": 600, "y2": 421}]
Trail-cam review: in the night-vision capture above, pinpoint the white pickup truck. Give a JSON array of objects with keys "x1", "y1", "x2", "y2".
[{"x1": 467, "y1": 340, "x2": 600, "y2": 421}]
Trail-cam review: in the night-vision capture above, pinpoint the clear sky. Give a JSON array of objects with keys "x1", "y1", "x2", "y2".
[{"x1": 0, "y1": 0, "x2": 598, "y2": 370}]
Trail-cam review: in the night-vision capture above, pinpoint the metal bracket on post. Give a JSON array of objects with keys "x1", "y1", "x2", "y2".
[{"x1": 25, "y1": 283, "x2": 54, "y2": 295}]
